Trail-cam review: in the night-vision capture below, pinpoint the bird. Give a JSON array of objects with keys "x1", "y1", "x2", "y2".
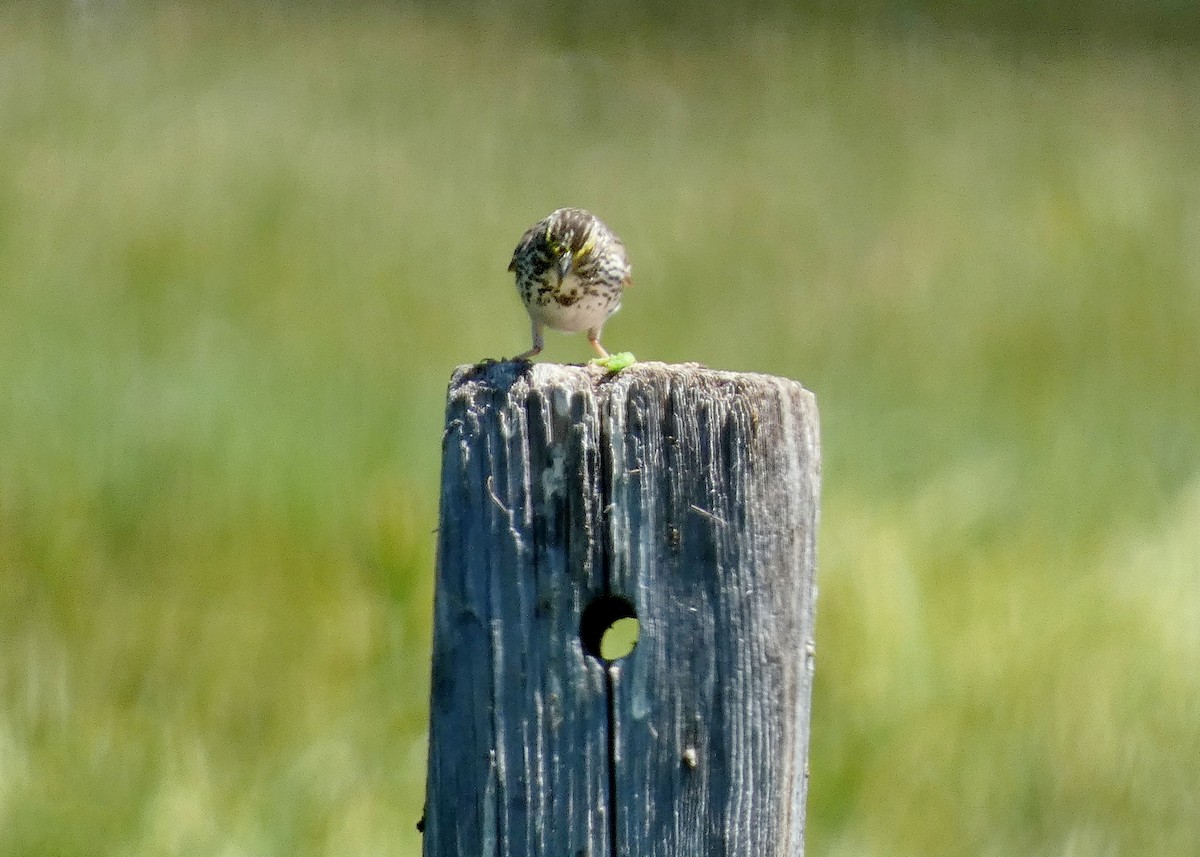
[{"x1": 507, "y1": 207, "x2": 632, "y2": 362}]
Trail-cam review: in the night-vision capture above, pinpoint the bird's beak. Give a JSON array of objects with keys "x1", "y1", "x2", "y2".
[{"x1": 556, "y1": 251, "x2": 572, "y2": 281}]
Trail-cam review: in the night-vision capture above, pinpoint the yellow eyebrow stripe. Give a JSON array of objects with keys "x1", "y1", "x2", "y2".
[{"x1": 574, "y1": 229, "x2": 596, "y2": 260}]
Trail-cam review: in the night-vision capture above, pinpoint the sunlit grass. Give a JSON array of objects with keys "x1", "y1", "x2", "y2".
[{"x1": 1, "y1": 3, "x2": 1198, "y2": 855}]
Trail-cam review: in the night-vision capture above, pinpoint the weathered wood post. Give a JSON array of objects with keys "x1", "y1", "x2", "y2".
[{"x1": 423, "y1": 361, "x2": 820, "y2": 856}]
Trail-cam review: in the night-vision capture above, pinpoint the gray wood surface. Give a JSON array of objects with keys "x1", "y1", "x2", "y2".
[{"x1": 423, "y1": 361, "x2": 820, "y2": 857}]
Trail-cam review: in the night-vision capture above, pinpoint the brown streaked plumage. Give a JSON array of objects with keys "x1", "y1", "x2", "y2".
[{"x1": 507, "y1": 208, "x2": 632, "y2": 360}]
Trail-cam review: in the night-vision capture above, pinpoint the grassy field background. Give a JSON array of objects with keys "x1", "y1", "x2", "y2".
[{"x1": 2, "y1": 2, "x2": 1199, "y2": 855}]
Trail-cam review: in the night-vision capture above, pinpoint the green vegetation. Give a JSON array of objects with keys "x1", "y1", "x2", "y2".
[{"x1": 2, "y1": 3, "x2": 1198, "y2": 855}]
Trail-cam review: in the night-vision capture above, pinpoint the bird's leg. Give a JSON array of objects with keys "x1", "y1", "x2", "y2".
[
  {"x1": 587, "y1": 328, "x2": 609, "y2": 359},
  {"x1": 515, "y1": 321, "x2": 544, "y2": 361}
]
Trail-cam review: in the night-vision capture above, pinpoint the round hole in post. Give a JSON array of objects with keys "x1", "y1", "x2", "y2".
[{"x1": 581, "y1": 595, "x2": 639, "y2": 662}]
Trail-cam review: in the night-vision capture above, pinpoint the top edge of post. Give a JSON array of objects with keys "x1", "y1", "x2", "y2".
[{"x1": 447, "y1": 360, "x2": 816, "y2": 400}]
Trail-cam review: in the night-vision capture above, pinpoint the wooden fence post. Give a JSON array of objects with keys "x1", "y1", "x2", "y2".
[{"x1": 423, "y1": 361, "x2": 820, "y2": 856}]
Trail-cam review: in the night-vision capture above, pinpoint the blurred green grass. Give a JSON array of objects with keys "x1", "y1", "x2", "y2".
[{"x1": 2, "y1": 3, "x2": 1198, "y2": 855}]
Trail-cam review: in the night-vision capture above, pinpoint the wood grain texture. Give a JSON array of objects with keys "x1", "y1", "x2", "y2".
[{"x1": 423, "y1": 361, "x2": 820, "y2": 857}]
